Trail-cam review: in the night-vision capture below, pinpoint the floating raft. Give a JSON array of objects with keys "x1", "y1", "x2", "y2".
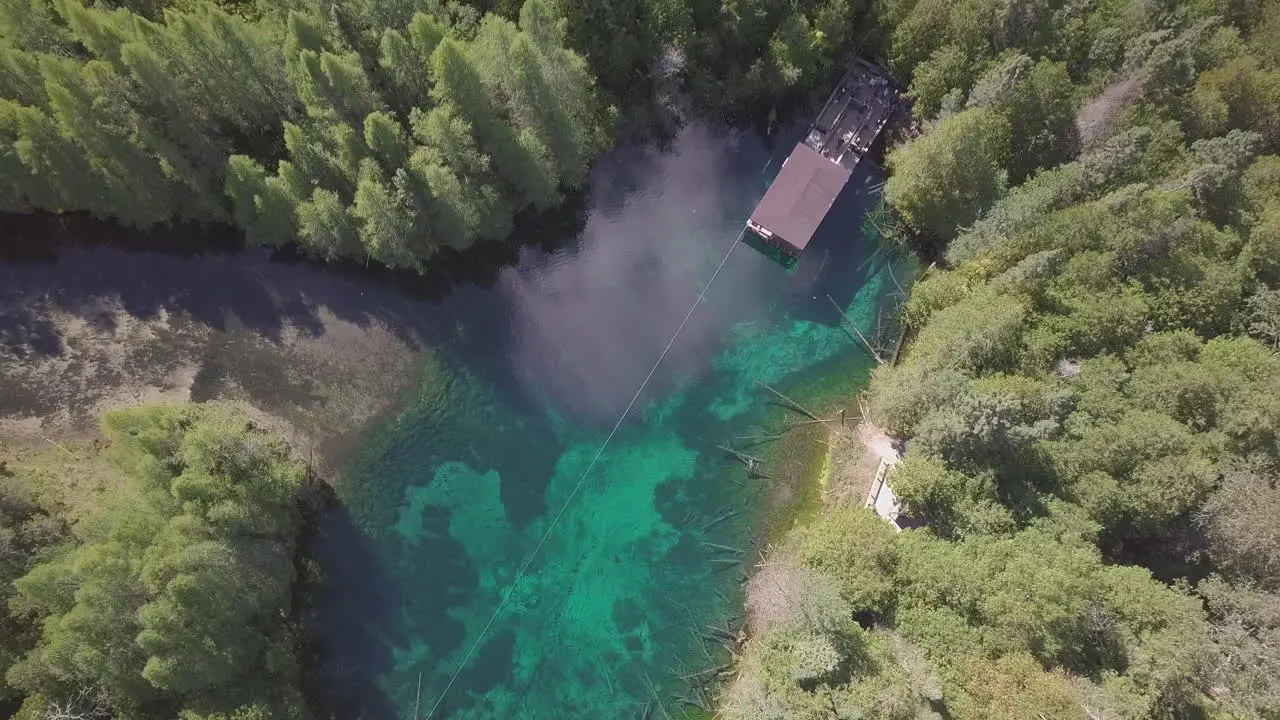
[{"x1": 747, "y1": 59, "x2": 900, "y2": 258}]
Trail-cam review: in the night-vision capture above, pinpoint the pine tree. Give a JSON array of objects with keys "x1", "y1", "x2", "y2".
[
  {"x1": 363, "y1": 109, "x2": 409, "y2": 173},
  {"x1": 225, "y1": 154, "x2": 297, "y2": 247},
  {"x1": 284, "y1": 9, "x2": 332, "y2": 68},
  {"x1": 0, "y1": 99, "x2": 60, "y2": 211},
  {"x1": 53, "y1": 0, "x2": 135, "y2": 67},
  {"x1": 0, "y1": 46, "x2": 51, "y2": 108},
  {"x1": 40, "y1": 57, "x2": 176, "y2": 226},
  {"x1": 295, "y1": 186, "x2": 358, "y2": 260},
  {"x1": 519, "y1": 0, "x2": 566, "y2": 51},
  {"x1": 377, "y1": 28, "x2": 426, "y2": 109},
  {"x1": 351, "y1": 159, "x2": 420, "y2": 268},
  {"x1": 375, "y1": 11, "x2": 444, "y2": 111},
  {"x1": 431, "y1": 36, "x2": 557, "y2": 210},
  {"x1": 155, "y1": 7, "x2": 298, "y2": 136},
  {"x1": 406, "y1": 10, "x2": 445, "y2": 58},
  {"x1": 293, "y1": 49, "x2": 381, "y2": 124},
  {"x1": 119, "y1": 40, "x2": 229, "y2": 216},
  {"x1": 281, "y1": 120, "x2": 365, "y2": 198},
  {"x1": 506, "y1": 32, "x2": 591, "y2": 182},
  {"x1": 0, "y1": 0, "x2": 73, "y2": 53}
]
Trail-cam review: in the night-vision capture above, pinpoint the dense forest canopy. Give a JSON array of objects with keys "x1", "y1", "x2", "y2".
[
  {"x1": 1, "y1": 405, "x2": 314, "y2": 720},
  {"x1": 726, "y1": 0, "x2": 1280, "y2": 718},
  {"x1": 0, "y1": 0, "x2": 608, "y2": 269},
  {"x1": 0, "y1": 0, "x2": 884, "y2": 271}
]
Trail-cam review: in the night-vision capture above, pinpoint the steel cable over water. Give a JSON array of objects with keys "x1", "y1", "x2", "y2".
[{"x1": 425, "y1": 226, "x2": 747, "y2": 718}]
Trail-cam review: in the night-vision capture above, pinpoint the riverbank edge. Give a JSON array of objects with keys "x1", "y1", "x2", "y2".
[
  {"x1": 0, "y1": 400, "x2": 346, "y2": 718},
  {"x1": 709, "y1": 277, "x2": 919, "y2": 716}
]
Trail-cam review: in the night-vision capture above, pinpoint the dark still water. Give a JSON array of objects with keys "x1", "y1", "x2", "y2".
[{"x1": 0, "y1": 120, "x2": 907, "y2": 718}]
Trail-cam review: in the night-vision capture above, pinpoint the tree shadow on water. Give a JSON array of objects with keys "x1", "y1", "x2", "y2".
[
  {"x1": 0, "y1": 200, "x2": 587, "y2": 360},
  {"x1": 300, "y1": 497, "x2": 403, "y2": 720}
]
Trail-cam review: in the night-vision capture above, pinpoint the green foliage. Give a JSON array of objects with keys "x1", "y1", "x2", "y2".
[
  {"x1": 950, "y1": 653, "x2": 1086, "y2": 720},
  {"x1": 889, "y1": 455, "x2": 1014, "y2": 537},
  {"x1": 895, "y1": 529, "x2": 1214, "y2": 714},
  {"x1": 1050, "y1": 409, "x2": 1218, "y2": 537},
  {"x1": 0, "y1": 0, "x2": 604, "y2": 271},
  {"x1": 907, "y1": 290, "x2": 1026, "y2": 373},
  {"x1": 0, "y1": 475, "x2": 65, "y2": 703},
  {"x1": 824, "y1": 7, "x2": 1280, "y2": 717},
  {"x1": 6, "y1": 404, "x2": 309, "y2": 719},
  {"x1": 1248, "y1": 288, "x2": 1280, "y2": 346},
  {"x1": 867, "y1": 363, "x2": 969, "y2": 436},
  {"x1": 1187, "y1": 54, "x2": 1280, "y2": 151},
  {"x1": 685, "y1": 0, "x2": 875, "y2": 109},
  {"x1": 886, "y1": 107, "x2": 1010, "y2": 239},
  {"x1": 554, "y1": 0, "x2": 689, "y2": 107},
  {"x1": 789, "y1": 507, "x2": 898, "y2": 615},
  {"x1": 724, "y1": 625, "x2": 936, "y2": 720},
  {"x1": 907, "y1": 44, "x2": 970, "y2": 118},
  {"x1": 966, "y1": 56, "x2": 1078, "y2": 182}
]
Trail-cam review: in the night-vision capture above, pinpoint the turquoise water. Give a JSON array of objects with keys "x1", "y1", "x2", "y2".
[{"x1": 315, "y1": 122, "x2": 907, "y2": 718}]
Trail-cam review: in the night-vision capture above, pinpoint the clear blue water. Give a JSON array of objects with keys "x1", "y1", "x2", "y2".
[
  {"x1": 309, "y1": 122, "x2": 908, "y2": 718},
  {"x1": 0, "y1": 118, "x2": 904, "y2": 719}
]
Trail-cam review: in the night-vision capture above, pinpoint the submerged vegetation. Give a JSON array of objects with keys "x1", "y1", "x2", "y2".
[
  {"x1": 0, "y1": 405, "x2": 316, "y2": 719},
  {"x1": 3, "y1": 0, "x2": 1280, "y2": 716},
  {"x1": 727, "y1": 0, "x2": 1280, "y2": 718}
]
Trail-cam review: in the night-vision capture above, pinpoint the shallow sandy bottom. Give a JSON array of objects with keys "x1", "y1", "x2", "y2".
[{"x1": 0, "y1": 297, "x2": 420, "y2": 475}]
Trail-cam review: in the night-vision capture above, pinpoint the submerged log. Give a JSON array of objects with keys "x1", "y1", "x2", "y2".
[
  {"x1": 681, "y1": 663, "x2": 731, "y2": 681},
  {"x1": 716, "y1": 444, "x2": 763, "y2": 466},
  {"x1": 735, "y1": 434, "x2": 782, "y2": 442},
  {"x1": 757, "y1": 382, "x2": 821, "y2": 420},
  {"x1": 828, "y1": 294, "x2": 884, "y2": 364},
  {"x1": 700, "y1": 508, "x2": 739, "y2": 531}
]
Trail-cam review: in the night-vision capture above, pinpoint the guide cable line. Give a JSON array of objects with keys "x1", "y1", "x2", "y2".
[{"x1": 425, "y1": 226, "x2": 747, "y2": 718}]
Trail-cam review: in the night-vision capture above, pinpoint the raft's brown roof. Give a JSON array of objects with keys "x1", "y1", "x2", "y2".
[{"x1": 748, "y1": 144, "x2": 852, "y2": 253}]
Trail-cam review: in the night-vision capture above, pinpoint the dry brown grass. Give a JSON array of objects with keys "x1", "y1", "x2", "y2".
[{"x1": 0, "y1": 436, "x2": 124, "y2": 526}]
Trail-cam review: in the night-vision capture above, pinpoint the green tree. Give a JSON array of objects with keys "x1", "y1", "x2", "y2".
[
  {"x1": 293, "y1": 49, "x2": 381, "y2": 124},
  {"x1": 0, "y1": 476, "x2": 64, "y2": 704},
  {"x1": 432, "y1": 35, "x2": 558, "y2": 210},
  {"x1": 224, "y1": 155, "x2": 297, "y2": 247},
  {"x1": 1050, "y1": 409, "x2": 1217, "y2": 538},
  {"x1": 352, "y1": 159, "x2": 421, "y2": 268},
  {"x1": 966, "y1": 56, "x2": 1077, "y2": 182},
  {"x1": 886, "y1": 107, "x2": 1010, "y2": 239},
  {"x1": 951, "y1": 653, "x2": 1087, "y2": 720},
  {"x1": 908, "y1": 44, "x2": 971, "y2": 118},
  {"x1": 295, "y1": 186, "x2": 359, "y2": 260},
  {"x1": 788, "y1": 507, "x2": 898, "y2": 616},
  {"x1": 6, "y1": 405, "x2": 308, "y2": 719},
  {"x1": 41, "y1": 58, "x2": 180, "y2": 227},
  {"x1": 1187, "y1": 55, "x2": 1280, "y2": 151},
  {"x1": 1247, "y1": 288, "x2": 1280, "y2": 347}
]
